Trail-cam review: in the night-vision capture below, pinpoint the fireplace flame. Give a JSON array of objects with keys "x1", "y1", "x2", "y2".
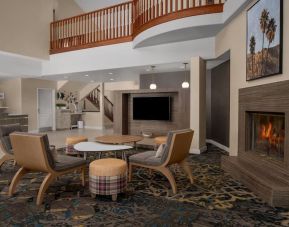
[
  {"x1": 261, "y1": 123, "x2": 272, "y2": 140},
  {"x1": 260, "y1": 122, "x2": 284, "y2": 147}
]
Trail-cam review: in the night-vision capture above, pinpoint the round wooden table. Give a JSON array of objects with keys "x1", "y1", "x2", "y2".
[{"x1": 95, "y1": 135, "x2": 143, "y2": 150}]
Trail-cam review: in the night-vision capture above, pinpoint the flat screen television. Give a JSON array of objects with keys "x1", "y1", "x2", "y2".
[{"x1": 133, "y1": 96, "x2": 171, "y2": 121}]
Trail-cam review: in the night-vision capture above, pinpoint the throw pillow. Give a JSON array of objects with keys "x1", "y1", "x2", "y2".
[
  {"x1": 155, "y1": 143, "x2": 165, "y2": 158},
  {"x1": 50, "y1": 145, "x2": 59, "y2": 162}
]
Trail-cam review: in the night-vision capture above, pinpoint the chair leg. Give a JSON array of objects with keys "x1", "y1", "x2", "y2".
[
  {"x1": 179, "y1": 160, "x2": 194, "y2": 184},
  {"x1": 81, "y1": 167, "x2": 85, "y2": 186},
  {"x1": 128, "y1": 163, "x2": 133, "y2": 182},
  {"x1": 0, "y1": 155, "x2": 13, "y2": 168},
  {"x1": 8, "y1": 167, "x2": 29, "y2": 196},
  {"x1": 158, "y1": 167, "x2": 177, "y2": 194},
  {"x1": 112, "y1": 194, "x2": 117, "y2": 201},
  {"x1": 36, "y1": 173, "x2": 55, "y2": 206}
]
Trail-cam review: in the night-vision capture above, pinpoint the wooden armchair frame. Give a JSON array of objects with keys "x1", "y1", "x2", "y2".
[
  {"x1": 129, "y1": 130, "x2": 194, "y2": 194},
  {"x1": 8, "y1": 133, "x2": 86, "y2": 206}
]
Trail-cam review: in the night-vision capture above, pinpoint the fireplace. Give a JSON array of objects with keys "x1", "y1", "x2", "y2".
[
  {"x1": 222, "y1": 81, "x2": 289, "y2": 208},
  {"x1": 248, "y1": 112, "x2": 285, "y2": 162}
]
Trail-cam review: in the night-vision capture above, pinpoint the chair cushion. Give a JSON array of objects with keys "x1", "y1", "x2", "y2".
[
  {"x1": 54, "y1": 155, "x2": 86, "y2": 171},
  {"x1": 0, "y1": 124, "x2": 22, "y2": 154},
  {"x1": 129, "y1": 150, "x2": 162, "y2": 166}
]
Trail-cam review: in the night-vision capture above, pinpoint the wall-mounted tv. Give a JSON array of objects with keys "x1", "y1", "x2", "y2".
[{"x1": 133, "y1": 96, "x2": 171, "y2": 121}]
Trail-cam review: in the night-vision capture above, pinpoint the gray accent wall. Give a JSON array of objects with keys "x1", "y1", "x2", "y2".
[{"x1": 207, "y1": 60, "x2": 230, "y2": 147}]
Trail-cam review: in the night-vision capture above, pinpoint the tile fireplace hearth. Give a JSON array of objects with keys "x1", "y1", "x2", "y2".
[{"x1": 222, "y1": 81, "x2": 289, "y2": 208}]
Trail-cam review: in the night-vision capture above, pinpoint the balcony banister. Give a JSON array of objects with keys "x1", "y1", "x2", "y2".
[{"x1": 50, "y1": 0, "x2": 224, "y2": 54}]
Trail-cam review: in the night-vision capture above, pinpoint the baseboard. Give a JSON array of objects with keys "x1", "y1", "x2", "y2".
[
  {"x1": 189, "y1": 145, "x2": 207, "y2": 154},
  {"x1": 206, "y1": 139, "x2": 229, "y2": 152},
  {"x1": 84, "y1": 126, "x2": 103, "y2": 130}
]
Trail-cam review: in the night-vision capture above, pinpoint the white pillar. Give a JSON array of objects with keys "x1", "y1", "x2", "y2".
[{"x1": 190, "y1": 56, "x2": 207, "y2": 154}]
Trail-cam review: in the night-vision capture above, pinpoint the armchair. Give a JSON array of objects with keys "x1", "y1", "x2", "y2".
[
  {"x1": 9, "y1": 132, "x2": 86, "y2": 206},
  {"x1": 129, "y1": 129, "x2": 194, "y2": 194},
  {"x1": 0, "y1": 124, "x2": 22, "y2": 168}
]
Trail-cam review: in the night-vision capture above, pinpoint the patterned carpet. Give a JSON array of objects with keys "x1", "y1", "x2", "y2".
[{"x1": 0, "y1": 145, "x2": 289, "y2": 226}]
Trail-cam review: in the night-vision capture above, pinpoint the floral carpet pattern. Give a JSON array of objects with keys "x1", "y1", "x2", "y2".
[{"x1": 0, "y1": 145, "x2": 289, "y2": 226}]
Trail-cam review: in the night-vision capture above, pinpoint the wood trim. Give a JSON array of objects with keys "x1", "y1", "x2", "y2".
[
  {"x1": 133, "y1": 4, "x2": 224, "y2": 38},
  {"x1": 50, "y1": 36, "x2": 133, "y2": 54},
  {"x1": 50, "y1": 2, "x2": 224, "y2": 54}
]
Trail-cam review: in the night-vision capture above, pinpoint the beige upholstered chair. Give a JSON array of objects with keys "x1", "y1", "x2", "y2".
[
  {"x1": 129, "y1": 129, "x2": 194, "y2": 194},
  {"x1": 0, "y1": 124, "x2": 22, "y2": 168},
  {"x1": 9, "y1": 132, "x2": 86, "y2": 206}
]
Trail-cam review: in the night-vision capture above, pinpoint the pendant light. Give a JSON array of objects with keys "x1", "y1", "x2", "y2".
[
  {"x1": 182, "y1": 63, "x2": 190, "y2": 89},
  {"x1": 149, "y1": 66, "x2": 157, "y2": 90}
]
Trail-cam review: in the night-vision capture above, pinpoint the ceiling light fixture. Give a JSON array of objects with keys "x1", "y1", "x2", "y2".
[
  {"x1": 181, "y1": 63, "x2": 190, "y2": 89},
  {"x1": 149, "y1": 66, "x2": 157, "y2": 90},
  {"x1": 84, "y1": 74, "x2": 89, "y2": 77},
  {"x1": 108, "y1": 72, "x2": 113, "y2": 75},
  {"x1": 90, "y1": 80, "x2": 95, "y2": 83},
  {"x1": 110, "y1": 78, "x2": 114, "y2": 81}
]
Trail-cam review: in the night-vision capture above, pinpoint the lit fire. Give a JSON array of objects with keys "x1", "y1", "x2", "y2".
[{"x1": 259, "y1": 122, "x2": 284, "y2": 148}]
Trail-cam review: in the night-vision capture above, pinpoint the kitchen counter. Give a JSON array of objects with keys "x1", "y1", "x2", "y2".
[{"x1": 0, "y1": 113, "x2": 28, "y2": 131}]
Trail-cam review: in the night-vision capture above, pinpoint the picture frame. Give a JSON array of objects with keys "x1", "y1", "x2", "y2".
[{"x1": 246, "y1": 0, "x2": 283, "y2": 81}]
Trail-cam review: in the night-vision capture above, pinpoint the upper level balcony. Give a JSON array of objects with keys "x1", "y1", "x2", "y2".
[{"x1": 50, "y1": 0, "x2": 224, "y2": 54}]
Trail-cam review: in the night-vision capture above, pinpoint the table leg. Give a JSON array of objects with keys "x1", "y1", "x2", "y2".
[
  {"x1": 122, "y1": 150, "x2": 127, "y2": 161},
  {"x1": 98, "y1": 152, "x2": 102, "y2": 159},
  {"x1": 134, "y1": 142, "x2": 138, "y2": 151},
  {"x1": 84, "y1": 152, "x2": 87, "y2": 160}
]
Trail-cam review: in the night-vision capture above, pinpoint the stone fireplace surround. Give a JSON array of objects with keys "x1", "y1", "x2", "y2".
[{"x1": 222, "y1": 80, "x2": 289, "y2": 208}]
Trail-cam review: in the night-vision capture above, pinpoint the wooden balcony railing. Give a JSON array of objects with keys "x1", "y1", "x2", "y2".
[{"x1": 50, "y1": 0, "x2": 224, "y2": 54}]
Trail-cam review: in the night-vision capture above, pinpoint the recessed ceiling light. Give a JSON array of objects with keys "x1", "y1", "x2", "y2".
[
  {"x1": 108, "y1": 72, "x2": 113, "y2": 75},
  {"x1": 146, "y1": 68, "x2": 150, "y2": 72},
  {"x1": 84, "y1": 74, "x2": 89, "y2": 77},
  {"x1": 110, "y1": 78, "x2": 114, "y2": 81},
  {"x1": 90, "y1": 80, "x2": 95, "y2": 83}
]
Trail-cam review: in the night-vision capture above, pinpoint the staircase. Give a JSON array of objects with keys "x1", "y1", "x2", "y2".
[
  {"x1": 81, "y1": 86, "x2": 100, "y2": 112},
  {"x1": 104, "y1": 96, "x2": 113, "y2": 122},
  {"x1": 80, "y1": 85, "x2": 114, "y2": 123}
]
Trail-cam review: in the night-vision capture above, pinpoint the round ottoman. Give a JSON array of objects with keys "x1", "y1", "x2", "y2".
[
  {"x1": 154, "y1": 136, "x2": 167, "y2": 149},
  {"x1": 89, "y1": 158, "x2": 127, "y2": 201},
  {"x1": 66, "y1": 136, "x2": 88, "y2": 156}
]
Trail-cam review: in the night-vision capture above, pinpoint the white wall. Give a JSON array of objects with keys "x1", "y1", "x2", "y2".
[
  {"x1": 215, "y1": 0, "x2": 289, "y2": 156},
  {"x1": 42, "y1": 38, "x2": 215, "y2": 76},
  {"x1": 74, "y1": 0, "x2": 127, "y2": 12}
]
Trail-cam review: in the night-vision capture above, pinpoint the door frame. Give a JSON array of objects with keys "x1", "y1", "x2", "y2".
[{"x1": 37, "y1": 88, "x2": 56, "y2": 132}]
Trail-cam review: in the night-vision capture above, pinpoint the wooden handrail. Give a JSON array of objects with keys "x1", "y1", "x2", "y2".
[{"x1": 50, "y1": 0, "x2": 224, "y2": 54}]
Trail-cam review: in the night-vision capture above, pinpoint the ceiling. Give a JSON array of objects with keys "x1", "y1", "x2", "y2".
[
  {"x1": 40, "y1": 56, "x2": 228, "y2": 83},
  {"x1": 41, "y1": 62, "x2": 191, "y2": 83}
]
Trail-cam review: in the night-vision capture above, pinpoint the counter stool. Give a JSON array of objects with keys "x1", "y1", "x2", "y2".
[
  {"x1": 89, "y1": 158, "x2": 127, "y2": 201},
  {"x1": 66, "y1": 136, "x2": 88, "y2": 156}
]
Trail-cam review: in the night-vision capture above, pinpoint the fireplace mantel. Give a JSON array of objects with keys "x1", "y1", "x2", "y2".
[{"x1": 222, "y1": 80, "x2": 289, "y2": 208}]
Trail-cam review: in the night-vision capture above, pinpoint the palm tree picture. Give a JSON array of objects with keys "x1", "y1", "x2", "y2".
[{"x1": 246, "y1": 0, "x2": 283, "y2": 81}]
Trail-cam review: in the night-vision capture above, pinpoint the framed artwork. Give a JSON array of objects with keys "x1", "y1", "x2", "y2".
[{"x1": 246, "y1": 0, "x2": 283, "y2": 81}]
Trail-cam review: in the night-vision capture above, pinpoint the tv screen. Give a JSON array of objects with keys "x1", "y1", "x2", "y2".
[{"x1": 133, "y1": 97, "x2": 171, "y2": 121}]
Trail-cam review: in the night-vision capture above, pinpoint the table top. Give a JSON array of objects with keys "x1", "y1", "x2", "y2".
[
  {"x1": 95, "y1": 135, "x2": 143, "y2": 144},
  {"x1": 74, "y1": 142, "x2": 132, "y2": 152}
]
